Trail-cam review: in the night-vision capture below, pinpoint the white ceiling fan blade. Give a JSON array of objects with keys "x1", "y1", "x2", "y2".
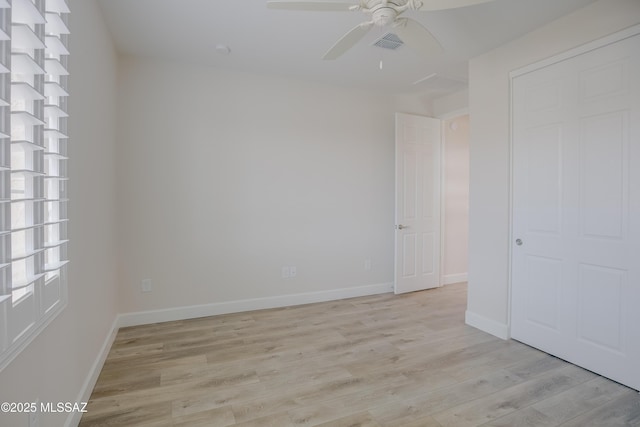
[
  {"x1": 323, "y1": 22, "x2": 374, "y2": 60},
  {"x1": 267, "y1": 1, "x2": 356, "y2": 11},
  {"x1": 416, "y1": 0, "x2": 495, "y2": 11},
  {"x1": 393, "y1": 18, "x2": 442, "y2": 58}
]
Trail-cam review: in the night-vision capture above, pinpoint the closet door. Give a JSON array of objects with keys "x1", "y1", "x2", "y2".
[{"x1": 511, "y1": 32, "x2": 640, "y2": 390}]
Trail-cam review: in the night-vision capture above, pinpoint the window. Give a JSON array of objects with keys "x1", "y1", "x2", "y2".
[{"x1": 0, "y1": 0, "x2": 69, "y2": 371}]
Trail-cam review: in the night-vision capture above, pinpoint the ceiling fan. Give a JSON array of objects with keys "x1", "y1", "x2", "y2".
[{"x1": 267, "y1": 0, "x2": 495, "y2": 59}]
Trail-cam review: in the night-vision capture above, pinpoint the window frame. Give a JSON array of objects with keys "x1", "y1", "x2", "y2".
[{"x1": 0, "y1": 0, "x2": 69, "y2": 372}]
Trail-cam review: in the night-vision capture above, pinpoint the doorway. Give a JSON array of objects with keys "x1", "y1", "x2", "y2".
[
  {"x1": 394, "y1": 112, "x2": 470, "y2": 293},
  {"x1": 442, "y1": 114, "x2": 470, "y2": 286}
]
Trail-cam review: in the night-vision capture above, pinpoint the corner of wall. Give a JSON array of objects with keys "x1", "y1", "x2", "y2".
[
  {"x1": 465, "y1": 310, "x2": 510, "y2": 340},
  {"x1": 433, "y1": 89, "x2": 469, "y2": 119}
]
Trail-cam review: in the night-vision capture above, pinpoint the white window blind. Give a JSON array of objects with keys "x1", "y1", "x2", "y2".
[{"x1": 0, "y1": 0, "x2": 69, "y2": 371}]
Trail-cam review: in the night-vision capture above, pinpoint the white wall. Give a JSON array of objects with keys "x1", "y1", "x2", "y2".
[
  {"x1": 0, "y1": 1, "x2": 119, "y2": 426},
  {"x1": 433, "y1": 89, "x2": 468, "y2": 118},
  {"x1": 467, "y1": 0, "x2": 640, "y2": 338},
  {"x1": 393, "y1": 92, "x2": 434, "y2": 117},
  {"x1": 443, "y1": 115, "x2": 469, "y2": 284},
  {"x1": 393, "y1": 89, "x2": 469, "y2": 119},
  {"x1": 116, "y1": 58, "x2": 396, "y2": 319}
]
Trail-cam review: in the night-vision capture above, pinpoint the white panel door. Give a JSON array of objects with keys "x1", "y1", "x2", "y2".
[
  {"x1": 395, "y1": 113, "x2": 441, "y2": 294},
  {"x1": 511, "y1": 33, "x2": 640, "y2": 390}
]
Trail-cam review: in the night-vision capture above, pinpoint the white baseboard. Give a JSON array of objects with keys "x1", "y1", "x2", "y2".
[
  {"x1": 118, "y1": 282, "x2": 394, "y2": 328},
  {"x1": 465, "y1": 310, "x2": 510, "y2": 340},
  {"x1": 65, "y1": 316, "x2": 119, "y2": 427},
  {"x1": 442, "y1": 273, "x2": 468, "y2": 286}
]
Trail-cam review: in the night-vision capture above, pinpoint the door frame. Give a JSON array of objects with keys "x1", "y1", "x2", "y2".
[
  {"x1": 507, "y1": 23, "x2": 640, "y2": 338},
  {"x1": 437, "y1": 108, "x2": 469, "y2": 287}
]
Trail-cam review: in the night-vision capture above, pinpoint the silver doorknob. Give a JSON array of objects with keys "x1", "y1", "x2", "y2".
[
  {"x1": 396, "y1": 224, "x2": 407, "y2": 230},
  {"x1": 516, "y1": 239, "x2": 523, "y2": 246}
]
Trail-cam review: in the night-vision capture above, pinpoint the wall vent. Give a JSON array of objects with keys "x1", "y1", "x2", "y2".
[{"x1": 373, "y1": 33, "x2": 404, "y2": 50}]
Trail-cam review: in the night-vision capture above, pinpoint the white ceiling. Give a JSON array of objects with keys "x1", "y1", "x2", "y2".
[{"x1": 97, "y1": 0, "x2": 598, "y2": 96}]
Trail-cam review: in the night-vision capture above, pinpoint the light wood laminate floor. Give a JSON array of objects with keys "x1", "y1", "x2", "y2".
[{"x1": 80, "y1": 283, "x2": 640, "y2": 427}]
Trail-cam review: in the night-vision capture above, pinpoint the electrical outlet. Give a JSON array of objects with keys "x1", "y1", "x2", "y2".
[
  {"x1": 289, "y1": 266, "x2": 297, "y2": 277},
  {"x1": 281, "y1": 267, "x2": 290, "y2": 279},
  {"x1": 141, "y1": 279, "x2": 152, "y2": 293},
  {"x1": 364, "y1": 259, "x2": 372, "y2": 271}
]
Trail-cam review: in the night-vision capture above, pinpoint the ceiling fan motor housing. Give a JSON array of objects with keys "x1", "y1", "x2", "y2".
[
  {"x1": 372, "y1": 7, "x2": 397, "y2": 26},
  {"x1": 365, "y1": 1, "x2": 412, "y2": 26}
]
